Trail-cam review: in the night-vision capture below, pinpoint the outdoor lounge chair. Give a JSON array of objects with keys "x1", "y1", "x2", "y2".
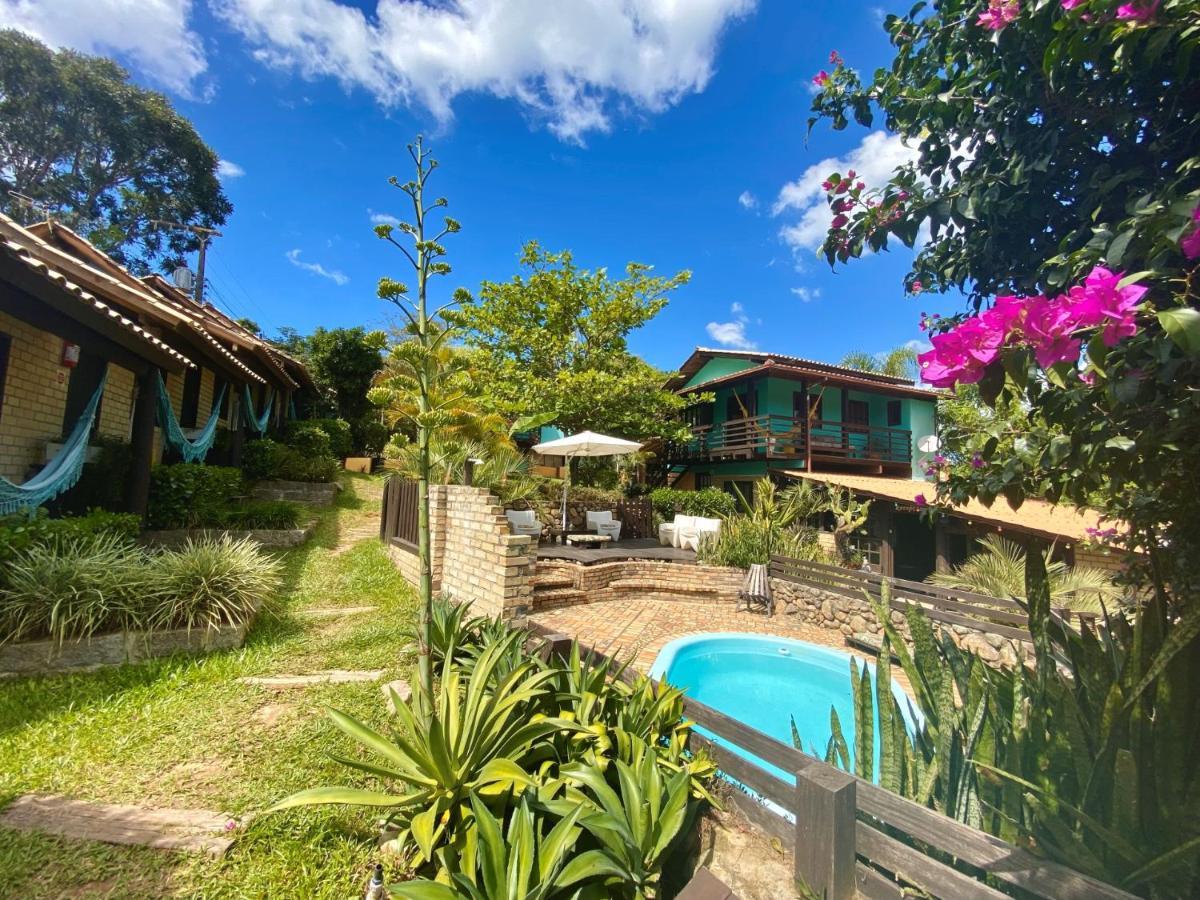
[
  {"x1": 586, "y1": 510, "x2": 622, "y2": 541},
  {"x1": 505, "y1": 508, "x2": 543, "y2": 539},
  {"x1": 659, "y1": 514, "x2": 693, "y2": 547},
  {"x1": 737, "y1": 562, "x2": 772, "y2": 614}
]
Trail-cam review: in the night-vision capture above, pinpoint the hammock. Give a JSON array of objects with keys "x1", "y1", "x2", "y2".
[
  {"x1": 288, "y1": 395, "x2": 298, "y2": 422},
  {"x1": 0, "y1": 369, "x2": 108, "y2": 516},
  {"x1": 242, "y1": 385, "x2": 275, "y2": 435},
  {"x1": 156, "y1": 371, "x2": 226, "y2": 463}
]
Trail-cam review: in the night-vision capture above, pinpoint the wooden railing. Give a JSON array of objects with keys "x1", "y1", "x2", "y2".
[
  {"x1": 668, "y1": 415, "x2": 911, "y2": 466},
  {"x1": 769, "y1": 555, "x2": 1100, "y2": 635},
  {"x1": 379, "y1": 476, "x2": 419, "y2": 552},
  {"x1": 522, "y1": 623, "x2": 1133, "y2": 900}
]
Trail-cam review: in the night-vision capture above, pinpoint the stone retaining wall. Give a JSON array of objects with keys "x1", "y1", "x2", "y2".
[
  {"x1": 386, "y1": 484, "x2": 534, "y2": 618},
  {"x1": 770, "y1": 576, "x2": 1028, "y2": 668},
  {"x1": 0, "y1": 621, "x2": 250, "y2": 677},
  {"x1": 251, "y1": 480, "x2": 341, "y2": 505}
]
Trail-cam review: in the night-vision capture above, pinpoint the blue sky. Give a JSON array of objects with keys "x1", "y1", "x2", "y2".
[{"x1": 1, "y1": 0, "x2": 962, "y2": 372}]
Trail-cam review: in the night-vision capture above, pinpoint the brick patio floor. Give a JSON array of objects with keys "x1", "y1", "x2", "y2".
[{"x1": 528, "y1": 597, "x2": 895, "y2": 679}]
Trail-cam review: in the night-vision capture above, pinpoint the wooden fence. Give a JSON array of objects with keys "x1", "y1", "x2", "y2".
[
  {"x1": 522, "y1": 623, "x2": 1133, "y2": 900},
  {"x1": 379, "y1": 476, "x2": 419, "y2": 552},
  {"x1": 769, "y1": 554, "x2": 1098, "y2": 639}
]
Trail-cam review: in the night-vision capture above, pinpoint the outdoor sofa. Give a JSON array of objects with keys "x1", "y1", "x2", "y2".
[{"x1": 658, "y1": 514, "x2": 721, "y2": 551}]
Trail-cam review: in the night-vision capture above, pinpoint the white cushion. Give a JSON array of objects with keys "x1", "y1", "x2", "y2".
[
  {"x1": 658, "y1": 523, "x2": 676, "y2": 546},
  {"x1": 506, "y1": 509, "x2": 536, "y2": 526},
  {"x1": 586, "y1": 510, "x2": 614, "y2": 530}
]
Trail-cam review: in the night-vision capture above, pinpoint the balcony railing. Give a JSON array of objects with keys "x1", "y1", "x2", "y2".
[{"x1": 668, "y1": 414, "x2": 911, "y2": 467}]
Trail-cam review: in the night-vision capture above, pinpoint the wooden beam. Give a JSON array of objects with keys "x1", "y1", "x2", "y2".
[
  {"x1": 795, "y1": 763, "x2": 857, "y2": 900},
  {"x1": 0, "y1": 262, "x2": 182, "y2": 374}
]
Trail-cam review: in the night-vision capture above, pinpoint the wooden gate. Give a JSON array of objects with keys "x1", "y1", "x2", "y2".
[{"x1": 379, "y1": 477, "x2": 419, "y2": 552}]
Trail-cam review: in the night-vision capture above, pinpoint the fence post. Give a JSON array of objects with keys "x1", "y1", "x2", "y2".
[
  {"x1": 379, "y1": 478, "x2": 392, "y2": 542},
  {"x1": 795, "y1": 762, "x2": 857, "y2": 900}
]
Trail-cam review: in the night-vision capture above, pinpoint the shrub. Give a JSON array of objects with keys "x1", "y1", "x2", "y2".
[
  {"x1": 697, "y1": 517, "x2": 824, "y2": 569},
  {"x1": 0, "y1": 508, "x2": 141, "y2": 571},
  {"x1": 219, "y1": 500, "x2": 301, "y2": 531},
  {"x1": 147, "y1": 464, "x2": 244, "y2": 530},
  {"x1": 0, "y1": 534, "x2": 156, "y2": 645},
  {"x1": 147, "y1": 536, "x2": 280, "y2": 631},
  {"x1": 54, "y1": 438, "x2": 132, "y2": 514},
  {"x1": 352, "y1": 417, "x2": 390, "y2": 456},
  {"x1": 282, "y1": 421, "x2": 333, "y2": 459},
  {"x1": 649, "y1": 487, "x2": 736, "y2": 521},
  {"x1": 289, "y1": 418, "x2": 352, "y2": 458},
  {"x1": 241, "y1": 438, "x2": 339, "y2": 484}
]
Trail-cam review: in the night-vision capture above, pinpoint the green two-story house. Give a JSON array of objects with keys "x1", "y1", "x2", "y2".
[{"x1": 664, "y1": 348, "x2": 938, "y2": 500}]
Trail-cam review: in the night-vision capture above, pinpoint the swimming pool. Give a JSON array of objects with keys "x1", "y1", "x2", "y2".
[{"x1": 650, "y1": 633, "x2": 920, "y2": 785}]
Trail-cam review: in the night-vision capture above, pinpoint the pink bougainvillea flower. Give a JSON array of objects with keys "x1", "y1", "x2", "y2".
[
  {"x1": 1023, "y1": 295, "x2": 1081, "y2": 366},
  {"x1": 912, "y1": 280, "x2": 923, "y2": 293},
  {"x1": 978, "y1": 0, "x2": 1020, "y2": 30},
  {"x1": 1116, "y1": 0, "x2": 1159, "y2": 22},
  {"x1": 1182, "y1": 228, "x2": 1200, "y2": 259},
  {"x1": 971, "y1": 453, "x2": 985, "y2": 469},
  {"x1": 980, "y1": 293, "x2": 1029, "y2": 337},
  {"x1": 914, "y1": 493, "x2": 928, "y2": 508},
  {"x1": 830, "y1": 214, "x2": 849, "y2": 229},
  {"x1": 812, "y1": 70, "x2": 830, "y2": 87},
  {"x1": 829, "y1": 50, "x2": 843, "y2": 65},
  {"x1": 1061, "y1": 0, "x2": 1086, "y2": 8},
  {"x1": 1067, "y1": 266, "x2": 1146, "y2": 346},
  {"x1": 821, "y1": 179, "x2": 834, "y2": 192}
]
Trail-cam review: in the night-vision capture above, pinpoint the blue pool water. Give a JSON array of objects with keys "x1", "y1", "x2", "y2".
[{"x1": 650, "y1": 633, "x2": 920, "y2": 785}]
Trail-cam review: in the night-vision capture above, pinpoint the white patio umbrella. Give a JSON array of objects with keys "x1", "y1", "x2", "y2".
[{"x1": 532, "y1": 430, "x2": 642, "y2": 532}]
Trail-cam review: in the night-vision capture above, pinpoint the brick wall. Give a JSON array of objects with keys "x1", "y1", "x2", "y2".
[
  {"x1": 386, "y1": 484, "x2": 535, "y2": 618},
  {"x1": 535, "y1": 559, "x2": 745, "y2": 607},
  {"x1": 0, "y1": 309, "x2": 136, "y2": 481}
]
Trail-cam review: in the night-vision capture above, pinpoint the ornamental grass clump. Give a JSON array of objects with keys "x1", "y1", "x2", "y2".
[
  {"x1": 147, "y1": 536, "x2": 281, "y2": 631},
  {"x1": 0, "y1": 533, "x2": 155, "y2": 646}
]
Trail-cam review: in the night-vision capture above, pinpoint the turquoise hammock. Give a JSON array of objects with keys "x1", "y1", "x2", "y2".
[
  {"x1": 0, "y1": 369, "x2": 108, "y2": 516},
  {"x1": 156, "y1": 371, "x2": 226, "y2": 463},
  {"x1": 242, "y1": 385, "x2": 275, "y2": 435},
  {"x1": 288, "y1": 395, "x2": 298, "y2": 421}
]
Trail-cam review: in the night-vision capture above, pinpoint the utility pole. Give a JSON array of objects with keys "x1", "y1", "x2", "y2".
[{"x1": 150, "y1": 220, "x2": 222, "y2": 305}]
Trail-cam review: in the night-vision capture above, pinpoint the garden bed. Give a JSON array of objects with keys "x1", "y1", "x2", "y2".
[
  {"x1": 140, "y1": 521, "x2": 317, "y2": 549},
  {"x1": 251, "y1": 480, "x2": 341, "y2": 505},
  {"x1": 0, "y1": 612, "x2": 256, "y2": 677}
]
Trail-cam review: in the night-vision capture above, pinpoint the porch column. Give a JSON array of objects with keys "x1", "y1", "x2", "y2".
[
  {"x1": 229, "y1": 389, "x2": 245, "y2": 467},
  {"x1": 934, "y1": 520, "x2": 951, "y2": 574},
  {"x1": 126, "y1": 367, "x2": 157, "y2": 521}
]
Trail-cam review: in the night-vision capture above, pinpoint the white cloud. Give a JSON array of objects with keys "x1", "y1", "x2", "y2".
[
  {"x1": 706, "y1": 301, "x2": 755, "y2": 349},
  {"x1": 285, "y1": 248, "x2": 348, "y2": 285},
  {"x1": 368, "y1": 209, "x2": 400, "y2": 226},
  {"x1": 790, "y1": 286, "x2": 821, "y2": 303},
  {"x1": 737, "y1": 190, "x2": 757, "y2": 210},
  {"x1": 772, "y1": 131, "x2": 920, "y2": 251},
  {"x1": 904, "y1": 338, "x2": 932, "y2": 354},
  {"x1": 214, "y1": 0, "x2": 755, "y2": 143},
  {"x1": 217, "y1": 160, "x2": 245, "y2": 179},
  {"x1": 0, "y1": 0, "x2": 207, "y2": 95}
]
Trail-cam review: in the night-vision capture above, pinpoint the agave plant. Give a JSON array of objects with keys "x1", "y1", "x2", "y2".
[
  {"x1": 389, "y1": 793, "x2": 618, "y2": 899},
  {"x1": 269, "y1": 634, "x2": 580, "y2": 868},
  {"x1": 416, "y1": 595, "x2": 486, "y2": 667},
  {"x1": 927, "y1": 533, "x2": 1122, "y2": 612},
  {"x1": 559, "y1": 735, "x2": 699, "y2": 899}
]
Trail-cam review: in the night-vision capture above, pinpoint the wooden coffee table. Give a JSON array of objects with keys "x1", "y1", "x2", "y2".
[{"x1": 564, "y1": 533, "x2": 613, "y2": 548}]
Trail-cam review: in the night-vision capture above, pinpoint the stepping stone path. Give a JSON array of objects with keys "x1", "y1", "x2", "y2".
[
  {"x1": 0, "y1": 794, "x2": 237, "y2": 857},
  {"x1": 240, "y1": 670, "x2": 385, "y2": 688},
  {"x1": 381, "y1": 679, "x2": 413, "y2": 714},
  {"x1": 298, "y1": 605, "x2": 377, "y2": 619}
]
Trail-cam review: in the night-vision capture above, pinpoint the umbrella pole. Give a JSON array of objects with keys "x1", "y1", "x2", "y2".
[{"x1": 561, "y1": 454, "x2": 570, "y2": 533}]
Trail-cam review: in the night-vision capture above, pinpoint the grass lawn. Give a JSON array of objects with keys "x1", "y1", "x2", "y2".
[{"x1": 0, "y1": 474, "x2": 420, "y2": 898}]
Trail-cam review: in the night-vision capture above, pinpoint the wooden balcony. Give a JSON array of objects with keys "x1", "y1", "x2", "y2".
[{"x1": 666, "y1": 414, "x2": 912, "y2": 472}]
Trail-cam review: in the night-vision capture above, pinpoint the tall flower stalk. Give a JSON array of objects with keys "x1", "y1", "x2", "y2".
[{"x1": 373, "y1": 137, "x2": 470, "y2": 712}]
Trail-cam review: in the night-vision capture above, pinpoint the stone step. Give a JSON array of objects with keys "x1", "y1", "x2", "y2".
[
  {"x1": 0, "y1": 794, "x2": 236, "y2": 856},
  {"x1": 531, "y1": 574, "x2": 575, "y2": 590},
  {"x1": 530, "y1": 588, "x2": 589, "y2": 611},
  {"x1": 239, "y1": 670, "x2": 385, "y2": 688},
  {"x1": 607, "y1": 578, "x2": 720, "y2": 597}
]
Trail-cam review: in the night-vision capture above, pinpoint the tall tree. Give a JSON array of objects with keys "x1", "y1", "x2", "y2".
[
  {"x1": 0, "y1": 30, "x2": 231, "y2": 272},
  {"x1": 374, "y1": 137, "x2": 470, "y2": 710},
  {"x1": 460, "y1": 242, "x2": 696, "y2": 440},
  {"x1": 278, "y1": 326, "x2": 387, "y2": 422}
]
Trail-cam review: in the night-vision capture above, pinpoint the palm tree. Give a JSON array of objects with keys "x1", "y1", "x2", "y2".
[
  {"x1": 840, "y1": 346, "x2": 919, "y2": 379},
  {"x1": 928, "y1": 534, "x2": 1123, "y2": 612}
]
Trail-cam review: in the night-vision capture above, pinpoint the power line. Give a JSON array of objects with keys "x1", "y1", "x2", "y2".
[{"x1": 211, "y1": 253, "x2": 271, "y2": 325}]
